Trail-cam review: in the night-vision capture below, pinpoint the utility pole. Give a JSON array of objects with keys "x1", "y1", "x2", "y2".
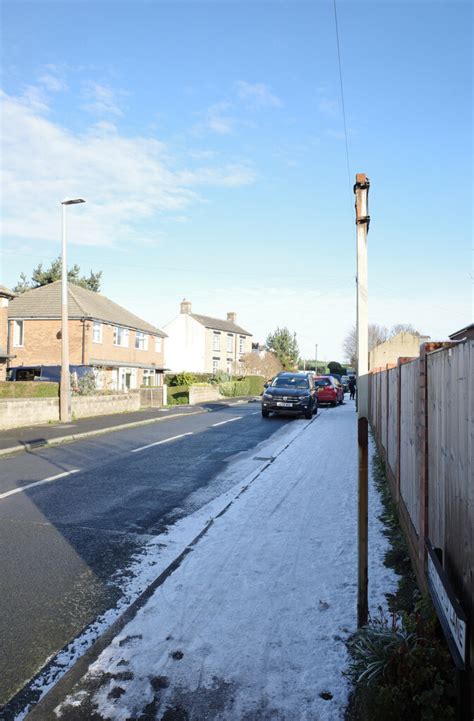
[
  {"x1": 60, "y1": 198, "x2": 85, "y2": 422},
  {"x1": 354, "y1": 173, "x2": 370, "y2": 627},
  {"x1": 315, "y1": 344, "x2": 318, "y2": 371}
]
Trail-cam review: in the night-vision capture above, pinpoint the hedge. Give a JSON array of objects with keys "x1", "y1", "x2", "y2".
[
  {"x1": 165, "y1": 373, "x2": 264, "y2": 396},
  {"x1": 0, "y1": 381, "x2": 59, "y2": 398},
  {"x1": 167, "y1": 385, "x2": 189, "y2": 405},
  {"x1": 246, "y1": 375, "x2": 265, "y2": 395}
]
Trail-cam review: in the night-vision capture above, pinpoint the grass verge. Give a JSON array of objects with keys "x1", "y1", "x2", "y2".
[{"x1": 344, "y1": 441, "x2": 457, "y2": 721}]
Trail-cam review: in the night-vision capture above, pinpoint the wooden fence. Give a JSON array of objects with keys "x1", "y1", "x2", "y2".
[{"x1": 369, "y1": 340, "x2": 473, "y2": 706}]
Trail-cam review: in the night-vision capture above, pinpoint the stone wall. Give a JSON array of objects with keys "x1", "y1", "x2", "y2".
[
  {"x1": 0, "y1": 398, "x2": 59, "y2": 430},
  {"x1": 188, "y1": 384, "x2": 222, "y2": 404},
  {"x1": 72, "y1": 391, "x2": 140, "y2": 419},
  {"x1": 0, "y1": 391, "x2": 141, "y2": 429}
]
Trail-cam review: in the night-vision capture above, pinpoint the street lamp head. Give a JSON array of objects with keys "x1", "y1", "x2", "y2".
[{"x1": 61, "y1": 198, "x2": 86, "y2": 205}]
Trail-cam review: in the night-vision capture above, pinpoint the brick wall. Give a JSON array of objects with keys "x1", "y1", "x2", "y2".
[
  {"x1": 86, "y1": 321, "x2": 164, "y2": 367},
  {"x1": 8, "y1": 319, "x2": 85, "y2": 365},
  {"x1": 8, "y1": 318, "x2": 165, "y2": 377}
]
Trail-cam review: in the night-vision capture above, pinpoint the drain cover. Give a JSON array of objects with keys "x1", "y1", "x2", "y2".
[{"x1": 253, "y1": 456, "x2": 274, "y2": 461}]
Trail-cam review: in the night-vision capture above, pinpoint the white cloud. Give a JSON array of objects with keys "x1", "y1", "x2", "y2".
[
  {"x1": 176, "y1": 163, "x2": 256, "y2": 187},
  {"x1": 81, "y1": 82, "x2": 125, "y2": 117},
  {"x1": 0, "y1": 91, "x2": 256, "y2": 248},
  {"x1": 17, "y1": 85, "x2": 50, "y2": 113},
  {"x1": 38, "y1": 73, "x2": 68, "y2": 93},
  {"x1": 236, "y1": 81, "x2": 282, "y2": 108},
  {"x1": 205, "y1": 102, "x2": 235, "y2": 135}
]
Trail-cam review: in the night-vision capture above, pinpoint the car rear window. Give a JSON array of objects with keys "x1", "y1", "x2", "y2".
[{"x1": 314, "y1": 379, "x2": 331, "y2": 387}]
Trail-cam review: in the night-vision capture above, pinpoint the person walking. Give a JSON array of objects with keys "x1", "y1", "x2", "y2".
[{"x1": 348, "y1": 376, "x2": 356, "y2": 401}]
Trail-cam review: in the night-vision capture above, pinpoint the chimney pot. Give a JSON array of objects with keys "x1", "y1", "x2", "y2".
[
  {"x1": 227, "y1": 312, "x2": 237, "y2": 323},
  {"x1": 180, "y1": 299, "x2": 192, "y2": 314}
]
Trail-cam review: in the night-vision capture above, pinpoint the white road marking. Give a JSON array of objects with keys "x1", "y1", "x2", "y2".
[
  {"x1": 250, "y1": 411, "x2": 259, "y2": 415},
  {"x1": 0, "y1": 469, "x2": 81, "y2": 500},
  {"x1": 131, "y1": 432, "x2": 194, "y2": 453},
  {"x1": 212, "y1": 416, "x2": 243, "y2": 427}
]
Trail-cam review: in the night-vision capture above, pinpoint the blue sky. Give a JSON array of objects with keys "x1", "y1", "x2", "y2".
[{"x1": 1, "y1": 0, "x2": 472, "y2": 361}]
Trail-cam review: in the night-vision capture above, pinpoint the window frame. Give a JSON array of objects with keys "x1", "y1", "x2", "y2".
[
  {"x1": 13, "y1": 320, "x2": 24, "y2": 347},
  {"x1": 213, "y1": 331, "x2": 221, "y2": 351},
  {"x1": 135, "y1": 331, "x2": 148, "y2": 351},
  {"x1": 113, "y1": 325, "x2": 129, "y2": 347},
  {"x1": 92, "y1": 321, "x2": 102, "y2": 344}
]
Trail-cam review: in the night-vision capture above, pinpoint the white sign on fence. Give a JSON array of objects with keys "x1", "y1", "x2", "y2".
[{"x1": 426, "y1": 542, "x2": 467, "y2": 668}]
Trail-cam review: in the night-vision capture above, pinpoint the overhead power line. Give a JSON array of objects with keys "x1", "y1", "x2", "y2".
[{"x1": 333, "y1": 0, "x2": 353, "y2": 208}]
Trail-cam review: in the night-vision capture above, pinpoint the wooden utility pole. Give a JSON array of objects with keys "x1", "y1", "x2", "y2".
[{"x1": 354, "y1": 173, "x2": 370, "y2": 627}]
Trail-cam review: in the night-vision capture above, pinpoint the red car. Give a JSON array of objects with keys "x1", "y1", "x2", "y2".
[{"x1": 313, "y1": 375, "x2": 344, "y2": 406}]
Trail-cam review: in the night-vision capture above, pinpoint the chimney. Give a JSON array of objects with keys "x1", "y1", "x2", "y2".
[
  {"x1": 227, "y1": 312, "x2": 237, "y2": 323},
  {"x1": 180, "y1": 298, "x2": 192, "y2": 314}
]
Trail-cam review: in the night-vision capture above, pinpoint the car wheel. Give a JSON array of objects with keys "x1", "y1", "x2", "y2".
[
  {"x1": 331, "y1": 400, "x2": 337, "y2": 407},
  {"x1": 261, "y1": 408, "x2": 270, "y2": 417},
  {"x1": 304, "y1": 406, "x2": 312, "y2": 419},
  {"x1": 313, "y1": 402, "x2": 318, "y2": 416}
]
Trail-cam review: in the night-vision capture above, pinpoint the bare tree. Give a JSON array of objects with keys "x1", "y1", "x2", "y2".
[
  {"x1": 343, "y1": 322, "x2": 421, "y2": 366},
  {"x1": 343, "y1": 323, "x2": 389, "y2": 366},
  {"x1": 240, "y1": 351, "x2": 282, "y2": 380},
  {"x1": 390, "y1": 323, "x2": 420, "y2": 336}
]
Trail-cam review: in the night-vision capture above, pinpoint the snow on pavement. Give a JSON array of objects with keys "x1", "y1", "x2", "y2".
[{"x1": 56, "y1": 402, "x2": 398, "y2": 721}]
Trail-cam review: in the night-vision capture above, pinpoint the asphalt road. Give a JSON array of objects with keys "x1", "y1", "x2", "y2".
[{"x1": 0, "y1": 401, "x2": 301, "y2": 707}]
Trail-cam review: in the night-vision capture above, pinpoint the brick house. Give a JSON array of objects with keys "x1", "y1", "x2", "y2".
[
  {"x1": 0, "y1": 285, "x2": 16, "y2": 381},
  {"x1": 163, "y1": 299, "x2": 252, "y2": 374},
  {"x1": 7, "y1": 281, "x2": 167, "y2": 390}
]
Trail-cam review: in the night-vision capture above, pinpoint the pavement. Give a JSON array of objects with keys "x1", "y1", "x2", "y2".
[
  {"x1": 13, "y1": 400, "x2": 397, "y2": 721},
  {"x1": 0, "y1": 398, "x2": 255, "y2": 456}
]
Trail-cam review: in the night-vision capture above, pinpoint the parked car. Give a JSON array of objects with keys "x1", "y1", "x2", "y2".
[
  {"x1": 7, "y1": 365, "x2": 94, "y2": 382},
  {"x1": 313, "y1": 375, "x2": 344, "y2": 406},
  {"x1": 341, "y1": 375, "x2": 349, "y2": 391},
  {"x1": 261, "y1": 372, "x2": 318, "y2": 419}
]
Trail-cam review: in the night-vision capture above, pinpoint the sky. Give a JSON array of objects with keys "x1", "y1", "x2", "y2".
[{"x1": 1, "y1": 0, "x2": 472, "y2": 361}]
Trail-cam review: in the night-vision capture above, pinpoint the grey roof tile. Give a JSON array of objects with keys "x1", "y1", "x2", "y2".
[
  {"x1": 0, "y1": 285, "x2": 15, "y2": 299},
  {"x1": 190, "y1": 313, "x2": 251, "y2": 336}
]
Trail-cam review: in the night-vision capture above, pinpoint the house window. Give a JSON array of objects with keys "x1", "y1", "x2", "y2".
[
  {"x1": 13, "y1": 320, "x2": 24, "y2": 347},
  {"x1": 114, "y1": 326, "x2": 129, "y2": 347},
  {"x1": 92, "y1": 322, "x2": 102, "y2": 343},
  {"x1": 142, "y1": 369, "x2": 155, "y2": 386},
  {"x1": 227, "y1": 334, "x2": 233, "y2": 352},
  {"x1": 213, "y1": 332, "x2": 220, "y2": 351},
  {"x1": 239, "y1": 336, "x2": 245, "y2": 354},
  {"x1": 226, "y1": 359, "x2": 232, "y2": 374},
  {"x1": 212, "y1": 357, "x2": 219, "y2": 374},
  {"x1": 155, "y1": 336, "x2": 162, "y2": 352},
  {"x1": 135, "y1": 331, "x2": 148, "y2": 350}
]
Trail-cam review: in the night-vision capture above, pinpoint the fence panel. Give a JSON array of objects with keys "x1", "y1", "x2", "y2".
[
  {"x1": 380, "y1": 370, "x2": 388, "y2": 456},
  {"x1": 427, "y1": 341, "x2": 473, "y2": 670},
  {"x1": 399, "y1": 359, "x2": 420, "y2": 534},
  {"x1": 387, "y1": 367, "x2": 399, "y2": 481}
]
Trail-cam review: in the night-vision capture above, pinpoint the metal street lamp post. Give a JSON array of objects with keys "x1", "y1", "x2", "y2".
[{"x1": 60, "y1": 198, "x2": 85, "y2": 422}]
